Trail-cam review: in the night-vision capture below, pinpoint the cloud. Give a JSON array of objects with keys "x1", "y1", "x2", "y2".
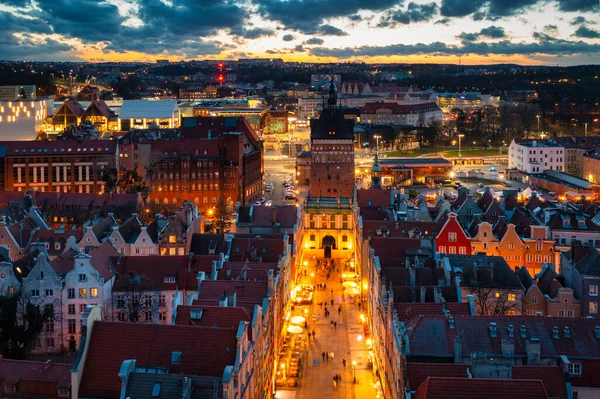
[
  {"x1": 254, "y1": 0, "x2": 399, "y2": 34},
  {"x1": 457, "y1": 25, "x2": 506, "y2": 41},
  {"x1": 237, "y1": 27, "x2": 276, "y2": 40},
  {"x1": 573, "y1": 26, "x2": 600, "y2": 39},
  {"x1": 318, "y1": 24, "x2": 348, "y2": 36},
  {"x1": 0, "y1": 33, "x2": 77, "y2": 61},
  {"x1": 440, "y1": 0, "x2": 484, "y2": 17},
  {"x1": 309, "y1": 35, "x2": 600, "y2": 58},
  {"x1": 283, "y1": 34, "x2": 296, "y2": 41},
  {"x1": 378, "y1": 2, "x2": 438, "y2": 27},
  {"x1": 304, "y1": 37, "x2": 325, "y2": 45},
  {"x1": 543, "y1": 25, "x2": 559, "y2": 35},
  {"x1": 556, "y1": 0, "x2": 598, "y2": 12},
  {"x1": 294, "y1": 44, "x2": 305, "y2": 52},
  {"x1": 434, "y1": 18, "x2": 451, "y2": 25}
]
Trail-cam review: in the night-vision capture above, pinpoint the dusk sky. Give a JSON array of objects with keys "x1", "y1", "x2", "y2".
[{"x1": 1, "y1": 0, "x2": 599, "y2": 65}]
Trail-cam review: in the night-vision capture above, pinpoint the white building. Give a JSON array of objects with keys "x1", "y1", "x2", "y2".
[
  {"x1": 508, "y1": 138, "x2": 565, "y2": 173},
  {"x1": 0, "y1": 99, "x2": 51, "y2": 140},
  {"x1": 118, "y1": 100, "x2": 180, "y2": 130},
  {"x1": 0, "y1": 85, "x2": 36, "y2": 100},
  {"x1": 15, "y1": 240, "x2": 117, "y2": 353},
  {"x1": 360, "y1": 102, "x2": 442, "y2": 127}
]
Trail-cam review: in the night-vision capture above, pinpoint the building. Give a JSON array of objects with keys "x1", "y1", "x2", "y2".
[
  {"x1": 341, "y1": 82, "x2": 372, "y2": 96},
  {"x1": 552, "y1": 136, "x2": 600, "y2": 177},
  {"x1": 517, "y1": 265, "x2": 582, "y2": 317},
  {"x1": 310, "y1": 74, "x2": 341, "y2": 91},
  {"x1": 118, "y1": 100, "x2": 180, "y2": 130},
  {"x1": 77, "y1": 85, "x2": 100, "y2": 101},
  {"x1": 295, "y1": 150, "x2": 312, "y2": 185},
  {"x1": 71, "y1": 312, "x2": 253, "y2": 399},
  {"x1": 436, "y1": 92, "x2": 499, "y2": 112},
  {"x1": 360, "y1": 102, "x2": 442, "y2": 127},
  {"x1": 436, "y1": 213, "x2": 471, "y2": 255},
  {"x1": 528, "y1": 170, "x2": 598, "y2": 199},
  {"x1": 82, "y1": 100, "x2": 118, "y2": 132},
  {"x1": 0, "y1": 139, "x2": 118, "y2": 193},
  {"x1": 0, "y1": 99, "x2": 50, "y2": 140},
  {"x1": 264, "y1": 110, "x2": 291, "y2": 134},
  {"x1": 377, "y1": 158, "x2": 453, "y2": 186},
  {"x1": 561, "y1": 242, "x2": 600, "y2": 318},
  {"x1": 49, "y1": 100, "x2": 86, "y2": 131},
  {"x1": 179, "y1": 85, "x2": 218, "y2": 99},
  {"x1": 0, "y1": 358, "x2": 71, "y2": 398},
  {"x1": 505, "y1": 89, "x2": 538, "y2": 102},
  {"x1": 146, "y1": 116, "x2": 263, "y2": 209},
  {"x1": 0, "y1": 85, "x2": 36, "y2": 100},
  {"x1": 309, "y1": 84, "x2": 355, "y2": 197},
  {"x1": 508, "y1": 139, "x2": 565, "y2": 174}
]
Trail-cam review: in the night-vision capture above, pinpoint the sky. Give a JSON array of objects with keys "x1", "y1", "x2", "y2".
[{"x1": 0, "y1": 0, "x2": 599, "y2": 65}]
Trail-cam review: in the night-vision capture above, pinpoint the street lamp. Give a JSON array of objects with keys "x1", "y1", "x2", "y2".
[
  {"x1": 374, "y1": 135, "x2": 381, "y2": 155},
  {"x1": 536, "y1": 115, "x2": 540, "y2": 136},
  {"x1": 352, "y1": 360, "x2": 357, "y2": 383},
  {"x1": 458, "y1": 134, "x2": 465, "y2": 158}
]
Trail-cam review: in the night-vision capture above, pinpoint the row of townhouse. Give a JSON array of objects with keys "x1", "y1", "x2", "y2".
[
  {"x1": 356, "y1": 184, "x2": 600, "y2": 399},
  {"x1": 0, "y1": 201, "x2": 202, "y2": 262}
]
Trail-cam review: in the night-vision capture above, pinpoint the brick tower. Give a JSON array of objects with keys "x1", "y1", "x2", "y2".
[{"x1": 309, "y1": 81, "x2": 355, "y2": 198}]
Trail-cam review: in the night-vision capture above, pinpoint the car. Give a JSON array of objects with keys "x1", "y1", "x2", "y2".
[
  {"x1": 478, "y1": 182, "x2": 484, "y2": 188},
  {"x1": 254, "y1": 200, "x2": 261, "y2": 206},
  {"x1": 260, "y1": 197, "x2": 266, "y2": 203},
  {"x1": 265, "y1": 200, "x2": 273, "y2": 206},
  {"x1": 266, "y1": 184, "x2": 273, "y2": 192},
  {"x1": 489, "y1": 166, "x2": 497, "y2": 172}
]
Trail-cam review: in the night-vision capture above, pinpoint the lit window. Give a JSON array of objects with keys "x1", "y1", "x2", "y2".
[
  {"x1": 90, "y1": 288, "x2": 98, "y2": 298},
  {"x1": 79, "y1": 288, "x2": 87, "y2": 298},
  {"x1": 169, "y1": 235, "x2": 176, "y2": 243},
  {"x1": 508, "y1": 293, "x2": 516, "y2": 302},
  {"x1": 590, "y1": 285, "x2": 598, "y2": 297}
]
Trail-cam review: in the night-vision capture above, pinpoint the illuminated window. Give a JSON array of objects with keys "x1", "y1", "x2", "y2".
[
  {"x1": 90, "y1": 288, "x2": 98, "y2": 298},
  {"x1": 169, "y1": 235, "x2": 176, "y2": 244},
  {"x1": 508, "y1": 293, "x2": 516, "y2": 302},
  {"x1": 79, "y1": 288, "x2": 87, "y2": 298}
]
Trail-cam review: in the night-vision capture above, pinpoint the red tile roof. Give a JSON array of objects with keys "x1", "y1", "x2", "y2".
[
  {"x1": 0, "y1": 359, "x2": 71, "y2": 398},
  {"x1": 370, "y1": 237, "x2": 422, "y2": 259},
  {"x1": 152, "y1": 138, "x2": 222, "y2": 158},
  {"x1": 512, "y1": 366, "x2": 568, "y2": 399},
  {"x1": 413, "y1": 377, "x2": 549, "y2": 399},
  {"x1": 357, "y1": 188, "x2": 392, "y2": 208},
  {"x1": 84, "y1": 100, "x2": 114, "y2": 118},
  {"x1": 251, "y1": 205, "x2": 298, "y2": 228},
  {"x1": 395, "y1": 302, "x2": 472, "y2": 322},
  {"x1": 406, "y1": 363, "x2": 468, "y2": 391},
  {"x1": 27, "y1": 229, "x2": 84, "y2": 256},
  {"x1": 218, "y1": 261, "x2": 277, "y2": 281},
  {"x1": 0, "y1": 139, "x2": 116, "y2": 156},
  {"x1": 362, "y1": 220, "x2": 442, "y2": 240},
  {"x1": 79, "y1": 322, "x2": 238, "y2": 398},
  {"x1": 112, "y1": 255, "x2": 217, "y2": 290},
  {"x1": 407, "y1": 316, "x2": 600, "y2": 360},
  {"x1": 50, "y1": 241, "x2": 117, "y2": 279},
  {"x1": 194, "y1": 280, "x2": 268, "y2": 308},
  {"x1": 361, "y1": 102, "x2": 440, "y2": 115},
  {"x1": 229, "y1": 237, "x2": 284, "y2": 262},
  {"x1": 175, "y1": 305, "x2": 253, "y2": 334}
]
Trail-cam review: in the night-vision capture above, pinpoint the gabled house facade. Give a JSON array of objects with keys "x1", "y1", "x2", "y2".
[{"x1": 436, "y1": 213, "x2": 471, "y2": 255}]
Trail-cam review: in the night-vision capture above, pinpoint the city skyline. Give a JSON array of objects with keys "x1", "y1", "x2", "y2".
[{"x1": 0, "y1": 0, "x2": 599, "y2": 65}]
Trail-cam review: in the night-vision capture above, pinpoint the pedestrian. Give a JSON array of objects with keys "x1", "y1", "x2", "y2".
[
  {"x1": 331, "y1": 289, "x2": 334, "y2": 296},
  {"x1": 338, "y1": 306, "x2": 342, "y2": 315},
  {"x1": 304, "y1": 321, "x2": 308, "y2": 329},
  {"x1": 338, "y1": 373, "x2": 342, "y2": 382},
  {"x1": 331, "y1": 299, "x2": 334, "y2": 306},
  {"x1": 324, "y1": 283, "x2": 327, "y2": 290},
  {"x1": 312, "y1": 330, "x2": 316, "y2": 340},
  {"x1": 333, "y1": 376, "x2": 337, "y2": 388},
  {"x1": 330, "y1": 351, "x2": 334, "y2": 360},
  {"x1": 334, "y1": 321, "x2": 337, "y2": 329},
  {"x1": 342, "y1": 359, "x2": 346, "y2": 368},
  {"x1": 322, "y1": 352, "x2": 325, "y2": 362}
]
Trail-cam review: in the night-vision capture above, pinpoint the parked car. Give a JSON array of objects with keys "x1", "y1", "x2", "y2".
[
  {"x1": 266, "y1": 183, "x2": 273, "y2": 192},
  {"x1": 489, "y1": 166, "x2": 497, "y2": 172},
  {"x1": 478, "y1": 182, "x2": 484, "y2": 188},
  {"x1": 254, "y1": 200, "x2": 262, "y2": 206},
  {"x1": 265, "y1": 200, "x2": 273, "y2": 206}
]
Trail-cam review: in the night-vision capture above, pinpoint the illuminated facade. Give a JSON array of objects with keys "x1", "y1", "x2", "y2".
[{"x1": 0, "y1": 99, "x2": 49, "y2": 140}]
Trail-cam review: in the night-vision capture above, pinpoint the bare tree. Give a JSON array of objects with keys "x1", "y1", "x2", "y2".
[
  {"x1": 468, "y1": 287, "x2": 522, "y2": 316},
  {"x1": 111, "y1": 273, "x2": 159, "y2": 323}
]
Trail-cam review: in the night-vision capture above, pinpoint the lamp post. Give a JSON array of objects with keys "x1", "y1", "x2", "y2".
[
  {"x1": 458, "y1": 134, "x2": 464, "y2": 158},
  {"x1": 536, "y1": 115, "x2": 540, "y2": 136},
  {"x1": 585, "y1": 122, "x2": 588, "y2": 137},
  {"x1": 352, "y1": 360, "x2": 357, "y2": 383},
  {"x1": 374, "y1": 135, "x2": 381, "y2": 156}
]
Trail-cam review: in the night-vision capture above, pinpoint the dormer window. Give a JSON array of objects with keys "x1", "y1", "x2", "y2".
[
  {"x1": 164, "y1": 276, "x2": 176, "y2": 284},
  {"x1": 577, "y1": 215, "x2": 587, "y2": 229},
  {"x1": 561, "y1": 215, "x2": 571, "y2": 228}
]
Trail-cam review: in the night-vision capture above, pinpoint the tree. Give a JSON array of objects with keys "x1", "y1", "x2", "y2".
[
  {"x1": 112, "y1": 273, "x2": 159, "y2": 323},
  {"x1": 100, "y1": 167, "x2": 119, "y2": 193},
  {"x1": 100, "y1": 168, "x2": 148, "y2": 198},
  {"x1": 0, "y1": 292, "x2": 52, "y2": 359},
  {"x1": 468, "y1": 287, "x2": 522, "y2": 316},
  {"x1": 206, "y1": 199, "x2": 232, "y2": 233}
]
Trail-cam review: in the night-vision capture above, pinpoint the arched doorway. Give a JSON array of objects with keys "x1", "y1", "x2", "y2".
[{"x1": 322, "y1": 235, "x2": 335, "y2": 259}]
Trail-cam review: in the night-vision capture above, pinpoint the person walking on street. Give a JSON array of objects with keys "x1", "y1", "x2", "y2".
[
  {"x1": 342, "y1": 359, "x2": 346, "y2": 368},
  {"x1": 330, "y1": 351, "x2": 334, "y2": 360},
  {"x1": 322, "y1": 352, "x2": 325, "y2": 362},
  {"x1": 333, "y1": 376, "x2": 337, "y2": 388},
  {"x1": 331, "y1": 299, "x2": 334, "y2": 306},
  {"x1": 338, "y1": 306, "x2": 342, "y2": 316},
  {"x1": 312, "y1": 330, "x2": 316, "y2": 340},
  {"x1": 334, "y1": 321, "x2": 337, "y2": 329}
]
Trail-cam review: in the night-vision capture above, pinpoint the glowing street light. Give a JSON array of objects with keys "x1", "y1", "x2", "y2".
[
  {"x1": 352, "y1": 360, "x2": 357, "y2": 383},
  {"x1": 458, "y1": 134, "x2": 465, "y2": 158}
]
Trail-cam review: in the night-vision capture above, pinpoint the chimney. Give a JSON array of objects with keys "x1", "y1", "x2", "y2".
[
  {"x1": 520, "y1": 325, "x2": 527, "y2": 339},
  {"x1": 507, "y1": 324, "x2": 514, "y2": 338},
  {"x1": 454, "y1": 336, "x2": 461, "y2": 363},
  {"x1": 409, "y1": 267, "x2": 416, "y2": 286},
  {"x1": 501, "y1": 339, "x2": 515, "y2": 358},
  {"x1": 595, "y1": 325, "x2": 600, "y2": 339},
  {"x1": 182, "y1": 376, "x2": 192, "y2": 399},
  {"x1": 448, "y1": 315, "x2": 455, "y2": 329},
  {"x1": 420, "y1": 286, "x2": 426, "y2": 303},
  {"x1": 211, "y1": 261, "x2": 218, "y2": 280},
  {"x1": 570, "y1": 240, "x2": 588, "y2": 264},
  {"x1": 44, "y1": 359, "x2": 52, "y2": 370},
  {"x1": 552, "y1": 326, "x2": 559, "y2": 339},
  {"x1": 526, "y1": 338, "x2": 541, "y2": 365},
  {"x1": 229, "y1": 291, "x2": 237, "y2": 307},
  {"x1": 219, "y1": 291, "x2": 228, "y2": 307},
  {"x1": 240, "y1": 268, "x2": 248, "y2": 281},
  {"x1": 489, "y1": 322, "x2": 498, "y2": 338},
  {"x1": 196, "y1": 271, "x2": 205, "y2": 296},
  {"x1": 564, "y1": 326, "x2": 571, "y2": 338}
]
